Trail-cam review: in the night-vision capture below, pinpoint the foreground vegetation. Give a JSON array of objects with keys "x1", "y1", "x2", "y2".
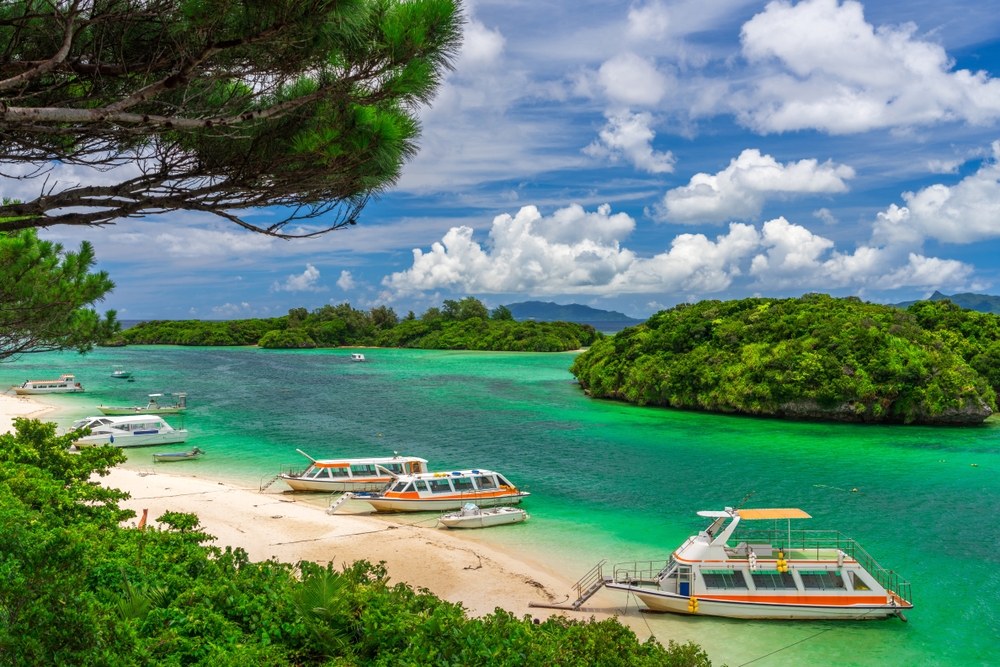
[
  {"x1": 0, "y1": 419, "x2": 710, "y2": 666},
  {"x1": 121, "y1": 297, "x2": 601, "y2": 352},
  {"x1": 571, "y1": 295, "x2": 1000, "y2": 424}
]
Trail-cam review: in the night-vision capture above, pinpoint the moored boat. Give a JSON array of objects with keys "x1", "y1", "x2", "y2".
[
  {"x1": 154, "y1": 446, "x2": 204, "y2": 462},
  {"x1": 439, "y1": 503, "x2": 529, "y2": 529},
  {"x1": 356, "y1": 469, "x2": 529, "y2": 512},
  {"x1": 69, "y1": 414, "x2": 188, "y2": 448},
  {"x1": 98, "y1": 393, "x2": 188, "y2": 415},
  {"x1": 603, "y1": 507, "x2": 913, "y2": 620},
  {"x1": 279, "y1": 450, "x2": 428, "y2": 492},
  {"x1": 111, "y1": 364, "x2": 133, "y2": 379},
  {"x1": 14, "y1": 375, "x2": 84, "y2": 395},
  {"x1": 351, "y1": 353, "x2": 366, "y2": 362}
]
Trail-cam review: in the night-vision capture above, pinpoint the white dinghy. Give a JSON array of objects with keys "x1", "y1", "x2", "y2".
[{"x1": 439, "y1": 503, "x2": 529, "y2": 529}]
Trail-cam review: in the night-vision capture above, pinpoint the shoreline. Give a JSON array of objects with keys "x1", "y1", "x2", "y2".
[{"x1": 0, "y1": 391, "x2": 58, "y2": 434}]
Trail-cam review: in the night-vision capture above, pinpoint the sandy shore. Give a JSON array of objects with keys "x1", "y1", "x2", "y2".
[{"x1": 0, "y1": 391, "x2": 57, "y2": 434}]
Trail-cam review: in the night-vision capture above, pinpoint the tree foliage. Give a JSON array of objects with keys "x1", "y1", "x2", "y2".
[
  {"x1": 0, "y1": 418, "x2": 713, "y2": 666},
  {"x1": 0, "y1": 0, "x2": 461, "y2": 237},
  {"x1": 0, "y1": 227, "x2": 117, "y2": 361},
  {"x1": 571, "y1": 294, "x2": 998, "y2": 424}
]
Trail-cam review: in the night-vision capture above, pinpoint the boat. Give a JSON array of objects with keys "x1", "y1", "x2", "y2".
[
  {"x1": 111, "y1": 364, "x2": 133, "y2": 379},
  {"x1": 355, "y1": 468, "x2": 529, "y2": 512},
  {"x1": 14, "y1": 375, "x2": 84, "y2": 395},
  {"x1": 351, "y1": 353, "x2": 366, "y2": 362},
  {"x1": 98, "y1": 393, "x2": 188, "y2": 415},
  {"x1": 153, "y1": 446, "x2": 203, "y2": 462},
  {"x1": 603, "y1": 507, "x2": 913, "y2": 620},
  {"x1": 278, "y1": 450, "x2": 429, "y2": 492},
  {"x1": 68, "y1": 414, "x2": 188, "y2": 448},
  {"x1": 439, "y1": 503, "x2": 529, "y2": 529}
]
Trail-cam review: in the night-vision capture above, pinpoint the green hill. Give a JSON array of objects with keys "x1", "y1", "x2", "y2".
[
  {"x1": 893, "y1": 291, "x2": 1000, "y2": 314},
  {"x1": 570, "y1": 294, "x2": 1000, "y2": 425},
  {"x1": 506, "y1": 300, "x2": 642, "y2": 323}
]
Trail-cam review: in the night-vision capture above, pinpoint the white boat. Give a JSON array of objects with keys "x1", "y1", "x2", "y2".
[
  {"x1": 14, "y1": 374, "x2": 84, "y2": 395},
  {"x1": 153, "y1": 446, "x2": 204, "y2": 462},
  {"x1": 351, "y1": 353, "x2": 366, "y2": 362},
  {"x1": 439, "y1": 503, "x2": 529, "y2": 529},
  {"x1": 110, "y1": 364, "x2": 133, "y2": 379},
  {"x1": 98, "y1": 393, "x2": 187, "y2": 416},
  {"x1": 356, "y1": 468, "x2": 529, "y2": 512},
  {"x1": 603, "y1": 507, "x2": 913, "y2": 621},
  {"x1": 69, "y1": 414, "x2": 188, "y2": 448},
  {"x1": 279, "y1": 450, "x2": 428, "y2": 492}
]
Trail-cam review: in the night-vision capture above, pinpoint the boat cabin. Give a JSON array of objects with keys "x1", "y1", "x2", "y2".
[
  {"x1": 70, "y1": 415, "x2": 173, "y2": 434},
  {"x1": 358, "y1": 468, "x2": 530, "y2": 512},
  {"x1": 279, "y1": 451, "x2": 429, "y2": 492}
]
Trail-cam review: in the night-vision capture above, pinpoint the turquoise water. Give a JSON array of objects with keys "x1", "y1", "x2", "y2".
[{"x1": 3, "y1": 346, "x2": 997, "y2": 667}]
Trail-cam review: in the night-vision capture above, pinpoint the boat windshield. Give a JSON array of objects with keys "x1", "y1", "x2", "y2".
[
  {"x1": 495, "y1": 474, "x2": 514, "y2": 488},
  {"x1": 428, "y1": 479, "x2": 453, "y2": 494}
]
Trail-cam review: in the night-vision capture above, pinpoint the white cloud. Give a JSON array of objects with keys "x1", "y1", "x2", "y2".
[
  {"x1": 598, "y1": 53, "x2": 670, "y2": 106},
  {"x1": 271, "y1": 264, "x2": 327, "y2": 292},
  {"x1": 813, "y1": 207, "x2": 838, "y2": 225},
  {"x1": 383, "y1": 203, "x2": 972, "y2": 297},
  {"x1": 627, "y1": 2, "x2": 670, "y2": 41},
  {"x1": 583, "y1": 109, "x2": 676, "y2": 173},
  {"x1": 459, "y1": 19, "x2": 505, "y2": 69},
  {"x1": 212, "y1": 302, "x2": 251, "y2": 318},
  {"x1": 658, "y1": 149, "x2": 855, "y2": 223},
  {"x1": 873, "y1": 142, "x2": 1000, "y2": 244},
  {"x1": 155, "y1": 228, "x2": 275, "y2": 258},
  {"x1": 927, "y1": 159, "x2": 963, "y2": 175},
  {"x1": 736, "y1": 0, "x2": 1000, "y2": 134},
  {"x1": 336, "y1": 270, "x2": 357, "y2": 290}
]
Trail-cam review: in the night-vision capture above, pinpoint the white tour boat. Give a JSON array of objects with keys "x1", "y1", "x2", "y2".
[
  {"x1": 439, "y1": 503, "x2": 529, "y2": 529},
  {"x1": 69, "y1": 414, "x2": 188, "y2": 448},
  {"x1": 15, "y1": 375, "x2": 84, "y2": 395},
  {"x1": 355, "y1": 469, "x2": 529, "y2": 512},
  {"x1": 279, "y1": 450, "x2": 429, "y2": 492},
  {"x1": 603, "y1": 507, "x2": 913, "y2": 621},
  {"x1": 98, "y1": 393, "x2": 188, "y2": 416},
  {"x1": 351, "y1": 353, "x2": 366, "y2": 362}
]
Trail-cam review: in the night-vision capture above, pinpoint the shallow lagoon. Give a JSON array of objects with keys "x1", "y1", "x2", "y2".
[{"x1": 4, "y1": 346, "x2": 997, "y2": 667}]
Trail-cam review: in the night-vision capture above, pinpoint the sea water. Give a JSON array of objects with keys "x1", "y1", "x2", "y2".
[{"x1": 2, "y1": 346, "x2": 997, "y2": 667}]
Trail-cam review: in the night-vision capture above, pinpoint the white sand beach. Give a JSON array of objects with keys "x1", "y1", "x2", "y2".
[{"x1": 0, "y1": 391, "x2": 57, "y2": 434}]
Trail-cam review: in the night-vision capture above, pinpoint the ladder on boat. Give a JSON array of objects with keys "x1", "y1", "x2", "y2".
[
  {"x1": 259, "y1": 474, "x2": 281, "y2": 493},
  {"x1": 528, "y1": 559, "x2": 608, "y2": 611},
  {"x1": 326, "y1": 492, "x2": 354, "y2": 515}
]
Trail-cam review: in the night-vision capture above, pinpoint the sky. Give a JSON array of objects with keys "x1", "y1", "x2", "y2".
[{"x1": 16, "y1": 0, "x2": 1000, "y2": 320}]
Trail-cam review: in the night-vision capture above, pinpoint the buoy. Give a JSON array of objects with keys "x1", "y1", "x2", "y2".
[
  {"x1": 851, "y1": 488, "x2": 858, "y2": 493},
  {"x1": 971, "y1": 463, "x2": 978, "y2": 467},
  {"x1": 378, "y1": 434, "x2": 383, "y2": 437},
  {"x1": 687, "y1": 596, "x2": 699, "y2": 613}
]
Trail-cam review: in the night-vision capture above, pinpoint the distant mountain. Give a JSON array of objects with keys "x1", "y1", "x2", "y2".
[
  {"x1": 893, "y1": 291, "x2": 1000, "y2": 314},
  {"x1": 505, "y1": 301, "x2": 643, "y2": 323}
]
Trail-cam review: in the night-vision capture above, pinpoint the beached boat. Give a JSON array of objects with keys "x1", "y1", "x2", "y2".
[
  {"x1": 603, "y1": 507, "x2": 913, "y2": 620},
  {"x1": 111, "y1": 364, "x2": 133, "y2": 379},
  {"x1": 153, "y1": 446, "x2": 203, "y2": 462},
  {"x1": 98, "y1": 393, "x2": 188, "y2": 415},
  {"x1": 356, "y1": 469, "x2": 529, "y2": 512},
  {"x1": 14, "y1": 374, "x2": 84, "y2": 395},
  {"x1": 351, "y1": 353, "x2": 366, "y2": 362},
  {"x1": 278, "y1": 450, "x2": 429, "y2": 492},
  {"x1": 69, "y1": 414, "x2": 188, "y2": 448},
  {"x1": 439, "y1": 503, "x2": 529, "y2": 529}
]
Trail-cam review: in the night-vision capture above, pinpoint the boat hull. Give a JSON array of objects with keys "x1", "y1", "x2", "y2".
[
  {"x1": 440, "y1": 507, "x2": 529, "y2": 528},
  {"x1": 15, "y1": 387, "x2": 84, "y2": 395},
  {"x1": 97, "y1": 406, "x2": 184, "y2": 415},
  {"x1": 76, "y1": 430, "x2": 188, "y2": 448},
  {"x1": 362, "y1": 492, "x2": 528, "y2": 513},
  {"x1": 280, "y1": 476, "x2": 393, "y2": 492},
  {"x1": 607, "y1": 583, "x2": 908, "y2": 620},
  {"x1": 153, "y1": 452, "x2": 201, "y2": 462}
]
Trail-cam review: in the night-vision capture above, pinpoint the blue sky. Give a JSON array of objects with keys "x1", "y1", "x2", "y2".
[{"x1": 24, "y1": 0, "x2": 1000, "y2": 319}]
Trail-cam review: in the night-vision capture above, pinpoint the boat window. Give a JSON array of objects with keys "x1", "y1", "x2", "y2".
[
  {"x1": 474, "y1": 476, "x2": 496, "y2": 490},
  {"x1": 391, "y1": 481, "x2": 408, "y2": 493},
  {"x1": 415, "y1": 481, "x2": 428, "y2": 492},
  {"x1": 314, "y1": 468, "x2": 331, "y2": 479},
  {"x1": 701, "y1": 570, "x2": 748, "y2": 589},
  {"x1": 848, "y1": 572, "x2": 871, "y2": 591},
  {"x1": 751, "y1": 571, "x2": 797, "y2": 590},
  {"x1": 350, "y1": 464, "x2": 378, "y2": 478},
  {"x1": 428, "y1": 479, "x2": 453, "y2": 494},
  {"x1": 59, "y1": 384, "x2": 67, "y2": 388},
  {"x1": 329, "y1": 467, "x2": 350, "y2": 478},
  {"x1": 305, "y1": 467, "x2": 323, "y2": 478},
  {"x1": 453, "y1": 477, "x2": 474, "y2": 492},
  {"x1": 384, "y1": 463, "x2": 404, "y2": 474},
  {"x1": 799, "y1": 571, "x2": 845, "y2": 590},
  {"x1": 495, "y1": 474, "x2": 513, "y2": 488}
]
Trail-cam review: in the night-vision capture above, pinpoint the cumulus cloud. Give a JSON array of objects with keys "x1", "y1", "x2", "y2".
[
  {"x1": 658, "y1": 149, "x2": 855, "y2": 223},
  {"x1": 212, "y1": 302, "x2": 251, "y2": 318},
  {"x1": 336, "y1": 270, "x2": 357, "y2": 290},
  {"x1": 627, "y1": 2, "x2": 670, "y2": 41},
  {"x1": 813, "y1": 207, "x2": 838, "y2": 225},
  {"x1": 872, "y1": 142, "x2": 1000, "y2": 244},
  {"x1": 583, "y1": 109, "x2": 676, "y2": 173},
  {"x1": 598, "y1": 53, "x2": 670, "y2": 106},
  {"x1": 382, "y1": 203, "x2": 970, "y2": 297},
  {"x1": 271, "y1": 264, "x2": 327, "y2": 293},
  {"x1": 736, "y1": 0, "x2": 1000, "y2": 134},
  {"x1": 459, "y1": 19, "x2": 505, "y2": 69}
]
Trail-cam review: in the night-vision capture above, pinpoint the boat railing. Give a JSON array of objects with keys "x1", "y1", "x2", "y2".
[
  {"x1": 455, "y1": 484, "x2": 530, "y2": 508},
  {"x1": 732, "y1": 529, "x2": 912, "y2": 604},
  {"x1": 609, "y1": 559, "x2": 672, "y2": 585}
]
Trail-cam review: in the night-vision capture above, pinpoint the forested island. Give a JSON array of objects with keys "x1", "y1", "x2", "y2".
[
  {"x1": 571, "y1": 294, "x2": 1000, "y2": 425},
  {"x1": 119, "y1": 297, "x2": 601, "y2": 352}
]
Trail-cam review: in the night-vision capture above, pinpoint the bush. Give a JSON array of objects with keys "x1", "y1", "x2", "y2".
[{"x1": 258, "y1": 329, "x2": 317, "y2": 349}]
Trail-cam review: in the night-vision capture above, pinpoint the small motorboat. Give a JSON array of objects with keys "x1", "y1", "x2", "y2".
[
  {"x1": 111, "y1": 364, "x2": 133, "y2": 379},
  {"x1": 440, "y1": 503, "x2": 529, "y2": 529},
  {"x1": 153, "y1": 446, "x2": 204, "y2": 462},
  {"x1": 14, "y1": 375, "x2": 84, "y2": 395},
  {"x1": 351, "y1": 353, "x2": 366, "y2": 362},
  {"x1": 98, "y1": 393, "x2": 187, "y2": 415}
]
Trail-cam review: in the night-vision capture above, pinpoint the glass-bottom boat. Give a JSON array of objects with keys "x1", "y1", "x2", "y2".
[
  {"x1": 605, "y1": 507, "x2": 913, "y2": 620},
  {"x1": 356, "y1": 469, "x2": 529, "y2": 512},
  {"x1": 279, "y1": 450, "x2": 429, "y2": 492}
]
